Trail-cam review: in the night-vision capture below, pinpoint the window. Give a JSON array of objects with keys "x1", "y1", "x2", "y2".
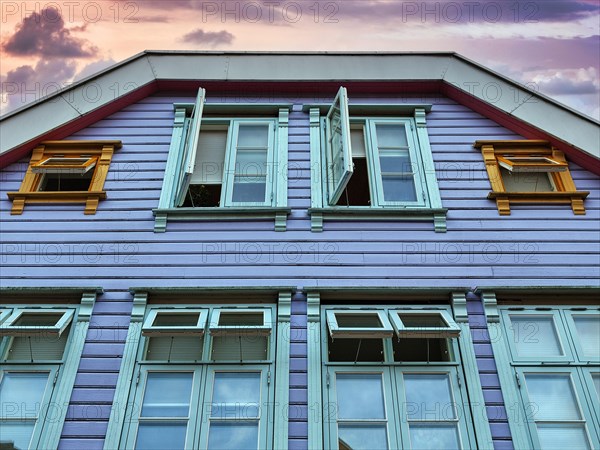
[
  {"x1": 108, "y1": 296, "x2": 291, "y2": 450},
  {"x1": 7, "y1": 140, "x2": 121, "y2": 215},
  {"x1": 492, "y1": 305, "x2": 600, "y2": 449},
  {"x1": 0, "y1": 294, "x2": 94, "y2": 450},
  {"x1": 321, "y1": 306, "x2": 478, "y2": 449},
  {"x1": 475, "y1": 140, "x2": 589, "y2": 215},
  {"x1": 307, "y1": 87, "x2": 446, "y2": 232},
  {"x1": 154, "y1": 88, "x2": 291, "y2": 232}
]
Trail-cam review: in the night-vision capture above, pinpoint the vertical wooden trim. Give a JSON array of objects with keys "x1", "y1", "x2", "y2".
[
  {"x1": 156, "y1": 107, "x2": 187, "y2": 210},
  {"x1": 103, "y1": 292, "x2": 148, "y2": 450},
  {"x1": 39, "y1": 291, "x2": 96, "y2": 450},
  {"x1": 306, "y1": 292, "x2": 323, "y2": 449},
  {"x1": 276, "y1": 108, "x2": 289, "y2": 209},
  {"x1": 309, "y1": 109, "x2": 324, "y2": 232},
  {"x1": 273, "y1": 292, "x2": 292, "y2": 450},
  {"x1": 451, "y1": 292, "x2": 494, "y2": 450},
  {"x1": 414, "y1": 108, "x2": 444, "y2": 213}
]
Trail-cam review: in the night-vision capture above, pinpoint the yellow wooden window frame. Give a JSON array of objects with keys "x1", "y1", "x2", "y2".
[
  {"x1": 7, "y1": 140, "x2": 121, "y2": 215},
  {"x1": 474, "y1": 140, "x2": 589, "y2": 215}
]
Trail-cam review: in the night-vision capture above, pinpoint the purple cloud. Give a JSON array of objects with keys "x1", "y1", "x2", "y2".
[
  {"x1": 2, "y1": 7, "x2": 98, "y2": 58},
  {"x1": 181, "y1": 29, "x2": 234, "y2": 47}
]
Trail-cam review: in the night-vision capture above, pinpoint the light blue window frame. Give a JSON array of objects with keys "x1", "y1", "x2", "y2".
[
  {"x1": 107, "y1": 297, "x2": 290, "y2": 450},
  {"x1": 487, "y1": 301, "x2": 600, "y2": 449},
  {"x1": 154, "y1": 88, "x2": 291, "y2": 232},
  {"x1": 0, "y1": 308, "x2": 74, "y2": 337},
  {"x1": 0, "y1": 293, "x2": 95, "y2": 450},
  {"x1": 321, "y1": 304, "x2": 478, "y2": 450},
  {"x1": 142, "y1": 308, "x2": 208, "y2": 336}
]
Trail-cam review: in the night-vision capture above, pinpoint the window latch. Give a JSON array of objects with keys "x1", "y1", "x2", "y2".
[
  {"x1": 53, "y1": 368, "x2": 61, "y2": 386},
  {"x1": 456, "y1": 371, "x2": 462, "y2": 388},
  {"x1": 267, "y1": 370, "x2": 271, "y2": 385},
  {"x1": 515, "y1": 372, "x2": 521, "y2": 388},
  {"x1": 135, "y1": 370, "x2": 141, "y2": 386}
]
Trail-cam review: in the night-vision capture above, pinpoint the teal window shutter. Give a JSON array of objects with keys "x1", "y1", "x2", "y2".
[
  {"x1": 175, "y1": 87, "x2": 206, "y2": 206},
  {"x1": 326, "y1": 86, "x2": 353, "y2": 205}
]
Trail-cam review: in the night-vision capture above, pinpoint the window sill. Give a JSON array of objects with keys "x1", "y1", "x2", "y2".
[
  {"x1": 487, "y1": 191, "x2": 589, "y2": 215},
  {"x1": 308, "y1": 207, "x2": 447, "y2": 232},
  {"x1": 152, "y1": 207, "x2": 292, "y2": 232},
  {"x1": 7, "y1": 191, "x2": 107, "y2": 215}
]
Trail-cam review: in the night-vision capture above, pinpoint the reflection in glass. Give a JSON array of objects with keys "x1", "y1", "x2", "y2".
[
  {"x1": 537, "y1": 423, "x2": 590, "y2": 450},
  {"x1": 510, "y1": 316, "x2": 563, "y2": 357},
  {"x1": 211, "y1": 372, "x2": 260, "y2": 419},
  {"x1": 404, "y1": 374, "x2": 455, "y2": 420},
  {"x1": 336, "y1": 374, "x2": 385, "y2": 419},
  {"x1": 141, "y1": 372, "x2": 193, "y2": 417},
  {"x1": 375, "y1": 124, "x2": 408, "y2": 147},
  {"x1": 338, "y1": 424, "x2": 388, "y2": 450},
  {"x1": 207, "y1": 423, "x2": 259, "y2": 450},
  {"x1": 573, "y1": 316, "x2": 600, "y2": 358},
  {"x1": 136, "y1": 423, "x2": 188, "y2": 450},
  {"x1": 409, "y1": 424, "x2": 460, "y2": 450},
  {"x1": 525, "y1": 374, "x2": 581, "y2": 421}
]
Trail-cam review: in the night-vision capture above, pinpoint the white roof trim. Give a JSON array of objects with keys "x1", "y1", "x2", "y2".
[{"x1": 1, "y1": 51, "x2": 598, "y2": 160}]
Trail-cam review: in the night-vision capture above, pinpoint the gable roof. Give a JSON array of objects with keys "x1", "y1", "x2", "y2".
[{"x1": 1, "y1": 51, "x2": 599, "y2": 173}]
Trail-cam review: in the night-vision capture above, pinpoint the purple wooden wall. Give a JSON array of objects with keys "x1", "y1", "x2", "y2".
[{"x1": 1, "y1": 91, "x2": 598, "y2": 449}]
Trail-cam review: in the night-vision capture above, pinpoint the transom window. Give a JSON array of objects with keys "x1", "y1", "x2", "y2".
[
  {"x1": 497, "y1": 306, "x2": 600, "y2": 449},
  {"x1": 308, "y1": 87, "x2": 446, "y2": 232},
  {"x1": 322, "y1": 305, "x2": 477, "y2": 449},
  {"x1": 119, "y1": 305, "x2": 276, "y2": 449}
]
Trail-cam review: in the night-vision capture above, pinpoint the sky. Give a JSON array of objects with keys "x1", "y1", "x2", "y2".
[{"x1": 1, "y1": 0, "x2": 599, "y2": 119}]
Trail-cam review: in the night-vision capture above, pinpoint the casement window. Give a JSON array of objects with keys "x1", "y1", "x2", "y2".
[
  {"x1": 491, "y1": 304, "x2": 600, "y2": 449},
  {"x1": 107, "y1": 297, "x2": 291, "y2": 450},
  {"x1": 154, "y1": 88, "x2": 290, "y2": 232},
  {"x1": 0, "y1": 295, "x2": 94, "y2": 450},
  {"x1": 475, "y1": 140, "x2": 589, "y2": 215},
  {"x1": 307, "y1": 87, "x2": 446, "y2": 232},
  {"x1": 321, "y1": 306, "x2": 479, "y2": 449},
  {"x1": 7, "y1": 140, "x2": 121, "y2": 215}
]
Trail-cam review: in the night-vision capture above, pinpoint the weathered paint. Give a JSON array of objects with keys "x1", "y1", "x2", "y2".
[{"x1": 1, "y1": 91, "x2": 598, "y2": 450}]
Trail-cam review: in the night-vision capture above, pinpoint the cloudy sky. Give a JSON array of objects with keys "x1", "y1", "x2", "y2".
[{"x1": 1, "y1": 0, "x2": 598, "y2": 119}]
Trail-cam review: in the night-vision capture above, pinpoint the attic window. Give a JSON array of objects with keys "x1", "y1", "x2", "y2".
[
  {"x1": 7, "y1": 140, "x2": 121, "y2": 215},
  {"x1": 475, "y1": 140, "x2": 589, "y2": 215}
]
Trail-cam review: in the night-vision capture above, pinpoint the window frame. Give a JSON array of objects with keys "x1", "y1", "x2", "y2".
[
  {"x1": 475, "y1": 140, "x2": 589, "y2": 215},
  {"x1": 209, "y1": 307, "x2": 273, "y2": 336},
  {"x1": 1, "y1": 308, "x2": 74, "y2": 337},
  {"x1": 325, "y1": 309, "x2": 394, "y2": 339},
  {"x1": 563, "y1": 309, "x2": 600, "y2": 363},
  {"x1": 389, "y1": 309, "x2": 461, "y2": 339},
  {"x1": 307, "y1": 94, "x2": 446, "y2": 233},
  {"x1": 141, "y1": 308, "x2": 209, "y2": 337},
  {"x1": 154, "y1": 88, "x2": 291, "y2": 232},
  {"x1": 7, "y1": 140, "x2": 121, "y2": 215}
]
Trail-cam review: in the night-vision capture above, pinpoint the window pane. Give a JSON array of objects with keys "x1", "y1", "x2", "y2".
[
  {"x1": 141, "y1": 373, "x2": 193, "y2": 417},
  {"x1": 525, "y1": 374, "x2": 581, "y2": 420},
  {"x1": 0, "y1": 372, "x2": 48, "y2": 417},
  {"x1": 0, "y1": 422, "x2": 36, "y2": 450},
  {"x1": 207, "y1": 423, "x2": 259, "y2": 450},
  {"x1": 409, "y1": 424, "x2": 460, "y2": 450},
  {"x1": 211, "y1": 372, "x2": 260, "y2": 419},
  {"x1": 231, "y1": 177, "x2": 266, "y2": 203},
  {"x1": 382, "y1": 175, "x2": 417, "y2": 202},
  {"x1": 336, "y1": 374, "x2": 385, "y2": 419},
  {"x1": 152, "y1": 313, "x2": 199, "y2": 327},
  {"x1": 338, "y1": 424, "x2": 388, "y2": 450},
  {"x1": 537, "y1": 424, "x2": 590, "y2": 450},
  {"x1": 218, "y1": 312, "x2": 264, "y2": 326},
  {"x1": 375, "y1": 124, "x2": 408, "y2": 147},
  {"x1": 329, "y1": 107, "x2": 345, "y2": 187},
  {"x1": 404, "y1": 374, "x2": 455, "y2": 420},
  {"x1": 592, "y1": 374, "x2": 600, "y2": 402},
  {"x1": 500, "y1": 167, "x2": 554, "y2": 192},
  {"x1": 235, "y1": 150, "x2": 268, "y2": 176},
  {"x1": 237, "y1": 125, "x2": 269, "y2": 147},
  {"x1": 335, "y1": 313, "x2": 382, "y2": 328},
  {"x1": 13, "y1": 313, "x2": 63, "y2": 327},
  {"x1": 379, "y1": 150, "x2": 412, "y2": 173},
  {"x1": 136, "y1": 423, "x2": 188, "y2": 450},
  {"x1": 510, "y1": 316, "x2": 563, "y2": 357},
  {"x1": 573, "y1": 315, "x2": 600, "y2": 358},
  {"x1": 398, "y1": 313, "x2": 447, "y2": 328}
]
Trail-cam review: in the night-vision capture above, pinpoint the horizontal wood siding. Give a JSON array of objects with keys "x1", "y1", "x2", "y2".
[{"x1": 1, "y1": 92, "x2": 598, "y2": 449}]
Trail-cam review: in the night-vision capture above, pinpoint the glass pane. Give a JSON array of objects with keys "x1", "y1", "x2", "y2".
[
  {"x1": 335, "y1": 313, "x2": 382, "y2": 328},
  {"x1": 500, "y1": 167, "x2": 554, "y2": 192},
  {"x1": 537, "y1": 423, "x2": 590, "y2": 450},
  {"x1": 218, "y1": 312, "x2": 264, "y2": 326},
  {"x1": 211, "y1": 373, "x2": 260, "y2": 419},
  {"x1": 329, "y1": 106, "x2": 344, "y2": 186},
  {"x1": 592, "y1": 374, "x2": 600, "y2": 402},
  {"x1": 510, "y1": 316, "x2": 563, "y2": 357},
  {"x1": 12, "y1": 313, "x2": 63, "y2": 327},
  {"x1": 207, "y1": 423, "x2": 259, "y2": 450},
  {"x1": 525, "y1": 374, "x2": 581, "y2": 420},
  {"x1": 0, "y1": 372, "x2": 48, "y2": 417},
  {"x1": 153, "y1": 313, "x2": 199, "y2": 327},
  {"x1": 235, "y1": 150, "x2": 268, "y2": 176},
  {"x1": 41, "y1": 157, "x2": 90, "y2": 166},
  {"x1": 0, "y1": 421, "x2": 36, "y2": 450},
  {"x1": 404, "y1": 374, "x2": 455, "y2": 420},
  {"x1": 136, "y1": 423, "x2": 188, "y2": 450},
  {"x1": 399, "y1": 313, "x2": 447, "y2": 328},
  {"x1": 338, "y1": 424, "x2": 388, "y2": 450},
  {"x1": 379, "y1": 150, "x2": 412, "y2": 173},
  {"x1": 375, "y1": 124, "x2": 408, "y2": 147},
  {"x1": 573, "y1": 316, "x2": 600, "y2": 358},
  {"x1": 381, "y1": 175, "x2": 417, "y2": 202},
  {"x1": 336, "y1": 374, "x2": 385, "y2": 419},
  {"x1": 231, "y1": 178, "x2": 266, "y2": 203},
  {"x1": 237, "y1": 125, "x2": 269, "y2": 147},
  {"x1": 409, "y1": 424, "x2": 460, "y2": 450},
  {"x1": 141, "y1": 373, "x2": 193, "y2": 417}
]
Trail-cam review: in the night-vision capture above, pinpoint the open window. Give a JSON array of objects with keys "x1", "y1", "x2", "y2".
[
  {"x1": 0, "y1": 308, "x2": 74, "y2": 337},
  {"x1": 7, "y1": 140, "x2": 121, "y2": 215},
  {"x1": 154, "y1": 88, "x2": 291, "y2": 232},
  {"x1": 326, "y1": 309, "x2": 393, "y2": 339},
  {"x1": 307, "y1": 89, "x2": 446, "y2": 232},
  {"x1": 142, "y1": 309, "x2": 208, "y2": 336},
  {"x1": 475, "y1": 140, "x2": 589, "y2": 215},
  {"x1": 389, "y1": 309, "x2": 460, "y2": 338}
]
